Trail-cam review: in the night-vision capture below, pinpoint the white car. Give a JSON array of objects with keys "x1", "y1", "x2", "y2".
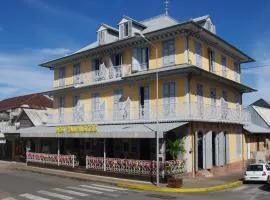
[{"x1": 244, "y1": 163, "x2": 270, "y2": 183}]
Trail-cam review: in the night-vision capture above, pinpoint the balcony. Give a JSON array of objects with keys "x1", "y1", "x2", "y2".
[{"x1": 47, "y1": 102, "x2": 250, "y2": 125}]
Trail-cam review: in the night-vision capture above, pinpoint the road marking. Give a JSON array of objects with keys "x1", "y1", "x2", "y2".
[
  {"x1": 37, "y1": 190, "x2": 73, "y2": 200},
  {"x1": 52, "y1": 188, "x2": 88, "y2": 197},
  {"x1": 80, "y1": 185, "x2": 116, "y2": 192},
  {"x1": 67, "y1": 186, "x2": 103, "y2": 194},
  {"x1": 20, "y1": 193, "x2": 50, "y2": 200},
  {"x1": 91, "y1": 184, "x2": 129, "y2": 191}
]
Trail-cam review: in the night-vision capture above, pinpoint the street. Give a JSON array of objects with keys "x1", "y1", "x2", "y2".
[{"x1": 0, "y1": 168, "x2": 269, "y2": 200}]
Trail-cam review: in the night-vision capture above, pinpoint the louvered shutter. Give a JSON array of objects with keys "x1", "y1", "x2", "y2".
[
  {"x1": 215, "y1": 133, "x2": 219, "y2": 166},
  {"x1": 212, "y1": 51, "x2": 216, "y2": 72},
  {"x1": 222, "y1": 56, "x2": 227, "y2": 77},
  {"x1": 144, "y1": 86, "x2": 150, "y2": 119},
  {"x1": 205, "y1": 131, "x2": 213, "y2": 169},
  {"x1": 236, "y1": 134, "x2": 242, "y2": 156},
  {"x1": 225, "y1": 133, "x2": 230, "y2": 164}
]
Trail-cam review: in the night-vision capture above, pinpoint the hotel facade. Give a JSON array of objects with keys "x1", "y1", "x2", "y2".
[{"x1": 21, "y1": 14, "x2": 255, "y2": 176}]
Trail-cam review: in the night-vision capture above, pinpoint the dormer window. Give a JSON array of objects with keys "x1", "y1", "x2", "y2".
[
  {"x1": 98, "y1": 30, "x2": 105, "y2": 45},
  {"x1": 119, "y1": 21, "x2": 132, "y2": 39}
]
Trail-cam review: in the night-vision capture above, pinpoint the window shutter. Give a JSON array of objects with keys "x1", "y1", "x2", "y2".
[
  {"x1": 128, "y1": 21, "x2": 132, "y2": 36},
  {"x1": 212, "y1": 51, "x2": 216, "y2": 72},
  {"x1": 236, "y1": 134, "x2": 242, "y2": 156},
  {"x1": 195, "y1": 41, "x2": 203, "y2": 68},
  {"x1": 119, "y1": 24, "x2": 124, "y2": 39},
  {"x1": 222, "y1": 56, "x2": 227, "y2": 77},
  {"x1": 132, "y1": 48, "x2": 139, "y2": 71},
  {"x1": 205, "y1": 131, "x2": 213, "y2": 169},
  {"x1": 215, "y1": 133, "x2": 219, "y2": 166}
]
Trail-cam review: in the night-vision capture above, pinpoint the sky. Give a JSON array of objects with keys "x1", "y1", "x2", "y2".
[{"x1": 0, "y1": 0, "x2": 269, "y2": 105}]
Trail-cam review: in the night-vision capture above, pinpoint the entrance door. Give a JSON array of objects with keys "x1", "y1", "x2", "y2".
[
  {"x1": 140, "y1": 139, "x2": 150, "y2": 160},
  {"x1": 197, "y1": 131, "x2": 204, "y2": 169},
  {"x1": 139, "y1": 86, "x2": 149, "y2": 119}
]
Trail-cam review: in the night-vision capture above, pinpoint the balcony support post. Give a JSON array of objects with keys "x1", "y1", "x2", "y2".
[{"x1": 103, "y1": 138, "x2": 106, "y2": 172}]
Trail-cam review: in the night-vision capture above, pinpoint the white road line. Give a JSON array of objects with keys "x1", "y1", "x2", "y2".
[
  {"x1": 67, "y1": 186, "x2": 103, "y2": 194},
  {"x1": 52, "y1": 188, "x2": 88, "y2": 197},
  {"x1": 37, "y1": 190, "x2": 73, "y2": 200},
  {"x1": 20, "y1": 193, "x2": 50, "y2": 200},
  {"x1": 91, "y1": 184, "x2": 129, "y2": 191},
  {"x1": 80, "y1": 185, "x2": 116, "y2": 192}
]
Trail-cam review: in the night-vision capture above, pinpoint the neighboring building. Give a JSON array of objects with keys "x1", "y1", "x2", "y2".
[
  {"x1": 21, "y1": 14, "x2": 255, "y2": 176},
  {"x1": 0, "y1": 94, "x2": 52, "y2": 160},
  {"x1": 244, "y1": 99, "x2": 270, "y2": 159}
]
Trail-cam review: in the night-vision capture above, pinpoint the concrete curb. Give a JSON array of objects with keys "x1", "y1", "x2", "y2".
[
  {"x1": 2, "y1": 162, "x2": 242, "y2": 193},
  {"x1": 117, "y1": 181, "x2": 243, "y2": 193}
]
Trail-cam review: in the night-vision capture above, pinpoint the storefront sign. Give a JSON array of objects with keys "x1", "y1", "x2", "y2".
[{"x1": 56, "y1": 125, "x2": 97, "y2": 134}]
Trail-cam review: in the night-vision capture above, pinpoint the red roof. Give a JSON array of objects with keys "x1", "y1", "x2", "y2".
[{"x1": 0, "y1": 93, "x2": 53, "y2": 111}]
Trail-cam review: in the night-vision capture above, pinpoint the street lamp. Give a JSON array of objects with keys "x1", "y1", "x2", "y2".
[{"x1": 134, "y1": 32, "x2": 160, "y2": 186}]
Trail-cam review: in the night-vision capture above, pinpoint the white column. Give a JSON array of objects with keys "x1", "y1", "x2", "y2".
[{"x1": 103, "y1": 138, "x2": 106, "y2": 171}]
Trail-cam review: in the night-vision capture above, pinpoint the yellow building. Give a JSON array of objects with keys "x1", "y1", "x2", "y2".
[{"x1": 23, "y1": 14, "x2": 255, "y2": 177}]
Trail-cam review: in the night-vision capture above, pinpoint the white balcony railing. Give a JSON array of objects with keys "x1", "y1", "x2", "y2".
[
  {"x1": 48, "y1": 102, "x2": 251, "y2": 125},
  {"x1": 56, "y1": 64, "x2": 131, "y2": 88}
]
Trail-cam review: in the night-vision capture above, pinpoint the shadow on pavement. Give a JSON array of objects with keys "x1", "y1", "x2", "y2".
[{"x1": 258, "y1": 184, "x2": 270, "y2": 192}]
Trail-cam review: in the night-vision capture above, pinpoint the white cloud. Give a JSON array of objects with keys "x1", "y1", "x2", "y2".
[
  {"x1": 0, "y1": 48, "x2": 72, "y2": 100},
  {"x1": 243, "y1": 37, "x2": 270, "y2": 105}
]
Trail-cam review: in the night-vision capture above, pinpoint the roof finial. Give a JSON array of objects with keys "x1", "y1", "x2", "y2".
[{"x1": 164, "y1": 0, "x2": 169, "y2": 16}]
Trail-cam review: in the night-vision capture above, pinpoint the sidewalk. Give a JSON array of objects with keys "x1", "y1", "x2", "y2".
[{"x1": 0, "y1": 161, "x2": 243, "y2": 193}]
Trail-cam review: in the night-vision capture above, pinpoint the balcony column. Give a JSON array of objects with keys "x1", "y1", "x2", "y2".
[{"x1": 57, "y1": 139, "x2": 60, "y2": 166}]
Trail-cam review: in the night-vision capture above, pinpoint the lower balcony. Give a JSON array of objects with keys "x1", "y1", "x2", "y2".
[{"x1": 47, "y1": 102, "x2": 250, "y2": 125}]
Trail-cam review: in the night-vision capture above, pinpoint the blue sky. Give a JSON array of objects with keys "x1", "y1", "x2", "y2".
[{"x1": 0, "y1": 0, "x2": 269, "y2": 105}]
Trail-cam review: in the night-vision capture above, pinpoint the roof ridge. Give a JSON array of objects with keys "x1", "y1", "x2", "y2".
[{"x1": 140, "y1": 14, "x2": 178, "y2": 24}]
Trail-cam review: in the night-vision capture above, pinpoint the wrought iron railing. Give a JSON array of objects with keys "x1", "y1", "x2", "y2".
[
  {"x1": 47, "y1": 102, "x2": 250, "y2": 125},
  {"x1": 85, "y1": 156, "x2": 185, "y2": 176},
  {"x1": 26, "y1": 152, "x2": 79, "y2": 168}
]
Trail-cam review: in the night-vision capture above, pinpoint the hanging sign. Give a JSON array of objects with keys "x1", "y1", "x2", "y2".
[{"x1": 56, "y1": 125, "x2": 97, "y2": 134}]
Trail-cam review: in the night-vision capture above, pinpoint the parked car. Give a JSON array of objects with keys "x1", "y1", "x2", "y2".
[{"x1": 244, "y1": 164, "x2": 270, "y2": 183}]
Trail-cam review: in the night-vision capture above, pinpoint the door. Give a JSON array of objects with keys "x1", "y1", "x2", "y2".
[
  {"x1": 139, "y1": 86, "x2": 150, "y2": 119},
  {"x1": 196, "y1": 84, "x2": 204, "y2": 118},
  {"x1": 163, "y1": 39, "x2": 175, "y2": 65},
  {"x1": 197, "y1": 131, "x2": 204, "y2": 169},
  {"x1": 73, "y1": 63, "x2": 81, "y2": 84},
  {"x1": 58, "y1": 96, "x2": 65, "y2": 123},
  {"x1": 113, "y1": 89, "x2": 124, "y2": 120},
  {"x1": 59, "y1": 67, "x2": 65, "y2": 87},
  {"x1": 221, "y1": 90, "x2": 228, "y2": 119},
  {"x1": 195, "y1": 41, "x2": 203, "y2": 68},
  {"x1": 163, "y1": 82, "x2": 176, "y2": 118},
  {"x1": 222, "y1": 56, "x2": 227, "y2": 77},
  {"x1": 210, "y1": 88, "x2": 217, "y2": 119}
]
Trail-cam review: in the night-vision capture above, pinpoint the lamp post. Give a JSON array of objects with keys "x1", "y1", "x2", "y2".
[{"x1": 135, "y1": 32, "x2": 160, "y2": 186}]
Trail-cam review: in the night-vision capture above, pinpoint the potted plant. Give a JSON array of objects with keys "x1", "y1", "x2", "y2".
[{"x1": 166, "y1": 138, "x2": 185, "y2": 188}]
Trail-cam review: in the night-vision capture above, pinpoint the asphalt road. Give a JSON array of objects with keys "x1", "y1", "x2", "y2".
[{"x1": 0, "y1": 168, "x2": 269, "y2": 200}]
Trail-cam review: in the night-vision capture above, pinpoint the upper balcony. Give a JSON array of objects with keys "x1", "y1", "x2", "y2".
[{"x1": 47, "y1": 101, "x2": 251, "y2": 126}]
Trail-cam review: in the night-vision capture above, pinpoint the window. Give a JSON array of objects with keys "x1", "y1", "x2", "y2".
[
  {"x1": 196, "y1": 83, "x2": 203, "y2": 103},
  {"x1": 73, "y1": 96, "x2": 79, "y2": 108},
  {"x1": 132, "y1": 47, "x2": 149, "y2": 71},
  {"x1": 163, "y1": 39, "x2": 175, "y2": 65},
  {"x1": 58, "y1": 96, "x2": 65, "y2": 123},
  {"x1": 209, "y1": 49, "x2": 215, "y2": 72},
  {"x1": 221, "y1": 56, "x2": 227, "y2": 77},
  {"x1": 221, "y1": 90, "x2": 228, "y2": 119},
  {"x1": 124, "y1": 22, "x2": 129, "y2": 37},
  {"x1": 195, "y1": 41, "x2": 203, "y2": 68},
  {"x1": 139, "y1": 86, "x2": 150, "y2": 119},
  {"x1": 246, "y1": 165, "x2": 263, "y2": 171},
  {"x1": 73, "y1": 63, "x2": 80, "y2": 84},
  {"x1": 236, "y1": 134, "x2": 242, "y2": 156},
  {"x1": 92, "y1": 58, "x2": 100, "y2": 71},
  {"x1": 92, "y1": 92, "x2": 104, "y2": 120},
  {"x1": 210, "y1": 88, "x2": 216, "y2": 105},
  {"x1": 112, "y1": 54, "x2": 123, "y2": 66},
  {"x1": 163, "y1": 82, "x2": 176, "y2": 117},
  {"x1": 113, "y1": 89, "x2": 124, "y2": 120}
]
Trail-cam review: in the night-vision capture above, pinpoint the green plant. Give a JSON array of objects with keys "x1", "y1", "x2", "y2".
[{"x1": 167, "y1": 139, "x2": 185, "y2": 160}]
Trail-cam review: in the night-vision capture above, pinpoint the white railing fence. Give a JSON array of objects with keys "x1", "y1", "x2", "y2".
[
  {"x1": 86, "y1": 156, "x2": 185, "y2": 176},
  {"x1": 26, "y1": 152, "x2": 79, "y2": 168},
  {"x1": 48, "y1": 102, "x2": 251, "y2": 125}
]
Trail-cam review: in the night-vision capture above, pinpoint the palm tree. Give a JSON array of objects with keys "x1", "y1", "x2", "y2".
[{"x1": 167, "y1": 139, "x2": 185, "y2": 160}]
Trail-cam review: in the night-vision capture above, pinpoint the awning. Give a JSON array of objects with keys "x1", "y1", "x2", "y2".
[
  {"x1": 244, "y1": 123, "x2": 270, "y2": 134},
  {"x1": 20, "y1": 122, "x2": 188, "y2": 139}
]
